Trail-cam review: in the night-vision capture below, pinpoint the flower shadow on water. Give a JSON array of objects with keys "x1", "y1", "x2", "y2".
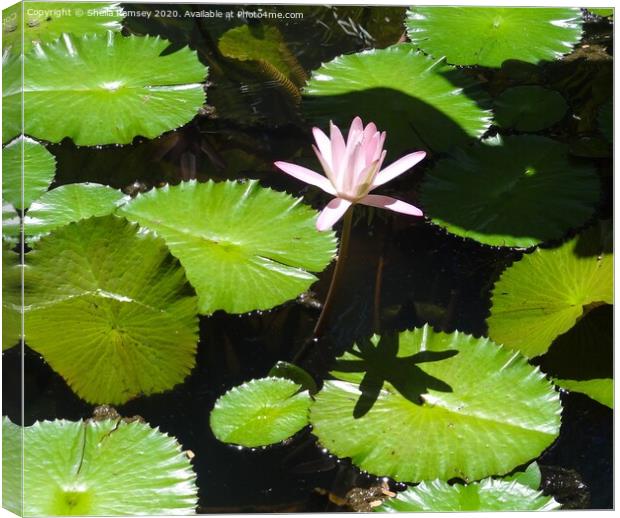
[{"x1": 332, "y1": 333, "x2": 458, "y2": 418}]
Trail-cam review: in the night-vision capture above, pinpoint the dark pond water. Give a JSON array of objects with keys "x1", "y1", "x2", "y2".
[{"x1": 3, "y1": 3, "x2": 613, "y2": 512}]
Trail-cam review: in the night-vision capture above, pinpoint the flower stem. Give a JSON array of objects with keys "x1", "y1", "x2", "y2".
[{"x1": 312, "y1": 207, "x2": 354, "y2": 338}]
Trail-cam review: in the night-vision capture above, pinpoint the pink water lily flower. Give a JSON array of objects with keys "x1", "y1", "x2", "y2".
[{"x1": 275, "y1": 117, "x2": 426, "y2": 231}]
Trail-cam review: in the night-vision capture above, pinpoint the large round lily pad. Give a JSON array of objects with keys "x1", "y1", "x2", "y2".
[
  {"x1": 24, "y1": 215, "x2": 199, "y2": 404},
  {"x1": 494, "y1": 86, "x2": 568, "y2": 132},
  {"x1": 210, "y1": 377, "x2": 311, "y2": 447},
  {"x1": 14, "y1": 32, "x2": 207, "y2": 145},
  {"x1": 376, "y1": 478, "x2": 560, "y2": 512},
  {"x1": 3, "y1": 417, "x2": 197, "y2": 515},
  {"x1": 310, "y1": 326, "x2": 561, "y2": 482},
  {"x1": 487, "y1": 224, "x2": 612, "y2": 357},
  {"x1": 406, "y1": 7, "x2": 583, "y2": 67},
  {"x1": 420, "y1": 135, "x2": 600, "y2": 247},
  {"x1": 119, "y1": 180, "x2": 336, "y2": 315},
  {"x1": 2, "y1": 136, "x2": 56, "y2": 210},
  {"x1": 304, "y1": 44, "x2": 492, "y2": 154},
  {"x1": 2, "y1": 3, "x2": 124, "y2": 52}
]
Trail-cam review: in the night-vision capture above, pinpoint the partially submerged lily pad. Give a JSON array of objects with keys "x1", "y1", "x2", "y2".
[
  {"x1": 376, "y1": 478, "x2": 560, "y2": 512},
  {"x1": 420, "y1": 135, "x2": 600, "y2": 247},
  {"x1": 119, "y1": 180, "x2": 336, "y2": 314},
  {"x1": 15, "y1": 32, "x2": 207, "y2": 145},
  {"x1": 2, "y1": 136, "x2": 56, "y2": 210},
  {"x1": 20, "y1": 183, "x2": 129, "y2": 240},
  {"x1": 310, "y1": 326, "x2": 561, "y2": 482},
  {"x1": 555, "y1": 378, "x2": 613, "y2": 409},
  {"x1": 304, "y1": 44, "x2": 492, "y2": 154},
  {"x1": 210, "y1": 377, "x2": 311, "y2": 447},
  {"x1": 24, "y1": 215, "x2": 199, "y2": 404},
  {"x1": 487, "y1": 224, "x2": 612, "y2": 357},
  {"x1": 5, "y1": 417, "x2": 197, "y2": 515},
  {"x1": 218, "y1": 25, "x2": 307, "y2": 89},
  {"x1": 494, "y1": 86, "x2": 568, "y2": 132},
  {"x1": 406, "y1": 7, "x2": 583, "y2": 67},
  {"x1": 2, "y1": 3, "x2": 124, "y2": 52}
]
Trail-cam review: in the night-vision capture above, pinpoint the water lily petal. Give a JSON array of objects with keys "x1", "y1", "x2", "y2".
[
  {"x1": 316, "y1": 197, "x2": 352, "y2": 231},
  {"x1": 347, "y1": 116, "x2": 364, "y2": 147},
  {"x1": 312, "y1": 127, "x2": 332, "y2": 169},
  {"x1": 274, "y1": 161, "x2": 337, "y2": 195},
  {"x1": 312, "y1": 144, "x2": 337, "y2": 186},
  {"x1": 330, "y1": 121, "x2": 347, "y2": 177},
  {"x1": 372, "y1": 151, "x2": 426, "y2": 188},
  {"x1": 359, "y1": 194, "x2": 423, "y2": 216}
]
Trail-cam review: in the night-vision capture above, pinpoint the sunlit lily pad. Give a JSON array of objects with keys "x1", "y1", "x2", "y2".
[
  {"x1": 23, "y1": 183, "x2": 128, "y2": 240},
  {"x1": 494, "y1": 86, "x2": 568, "y2": 131},
  {"x1": 420, "y1": 135, "x2": 600, "y2": 247},
  {"x1": 2, "y1": 3, "x2": 124, "y2": 52},
  {"x1": 2, "y1": 136, "x2": 56, "y2": 210},
  {"x1": 210, "y1": 377, "x2": 311, "y2": 447},
  {"x1": 24, "y1": 215, "x2": 199, "y2": 404},
  {"x1": 304, "y1": 44, "x2": 492, "y2": 154},
  {"x1": 504, "y1": 462, "x2": 542, "y2": 490},
  {"x1": 555, "y1": 378, "x2": 613, "y2": 409},
  {"x1": 119, "y1": 180, "x2": 336, "y2": 314},
  {"x1": 3, "y1": 417, "x2": 197, "y2": 515},
  {"x1": 376, "y1": 478, "x2": 560, "y2": 512},
  {"x1": 310, "y1": 326, "x2": 561, "y2": 482},
  {"x1": 1, "y1": 417, "x2": 22, "y2": 515},
  {"x1": 14, "y1": 32, "x2": 207, "y2": 145},
  {"x1": 2, "y1": 49, "x2": 20, "y2": 144},
  {"x1": 406, "y1": 7, "x2": 583, "y2": 67},
  {"x1": 2, "y1": 241, "x2": 21, "y2": 351},
  {"x1": 487, "y1": 224, "x2": 612, "y2": 357}
]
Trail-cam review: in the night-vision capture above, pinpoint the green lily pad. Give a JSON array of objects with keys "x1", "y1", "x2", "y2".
[
  {"x1": 210, "y1": 377, "x2": 311, "y2": 447},
  {"x1": 14, "y1": 32, "x2": 207, "y2": 146},
  {"x1": 555, "y1": 378, "x2": 613, "y2": 409},
  {"x1": 268, "y1": 361, "x2": 318, "y2": 394},
  {"x1": 310, "y1": 326, "x2": 561, "y2": 482},
  {"x1": 494, "y1": 86, "x2": 568, "y2": 131},
  {"x1": 504, "y1": 462, "x2": 542, "y2": 490},
  {"x1": 2, "y1": 3, "x2": 124, "y2": 52},
  {"x1": 119, "y1": 180, "x2": 336, "y2": 315},
  {"x1": 2, "y1": 136, "x2": 56, "y2": 210},
  {"x1": 5, "y1": 183, "x2": 129, "y2": 241},
  {"x1": 24, "y1": 215, "x2": 199, "y2": 404},
  {"x1": 304, "y1": 44, "x2": 492, "y2": 154},
  {"x1": 598, "y1": 100, "x2": 612, "y2": 143},
  {"x1": 2, "y1": 417, "x2": 22, "y2": 515},
  {"x1": 2, "y1": 49, "x2": 21, "y2": 144},
  {"x1": 406, "y1": 7, "x2": 583, "y2": 67},
  {"x1": 588, "y1": 8, "x2": 613, "y2": 18},
  {"x1": 487, "y1": 224, "x2": 612, "y2": 357},
  {"x1": 5, "y1": 417, "x2": 197, "y2": 515},
  {"x1": 376, "y1": 478, "x2": 560, "y2": 512},
  {"x1": 2, "y1": 241, "x2": 21, "y2": 351},
  {"x1": 420, "y1": 135, "x2": 600, "y2": 247}
]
